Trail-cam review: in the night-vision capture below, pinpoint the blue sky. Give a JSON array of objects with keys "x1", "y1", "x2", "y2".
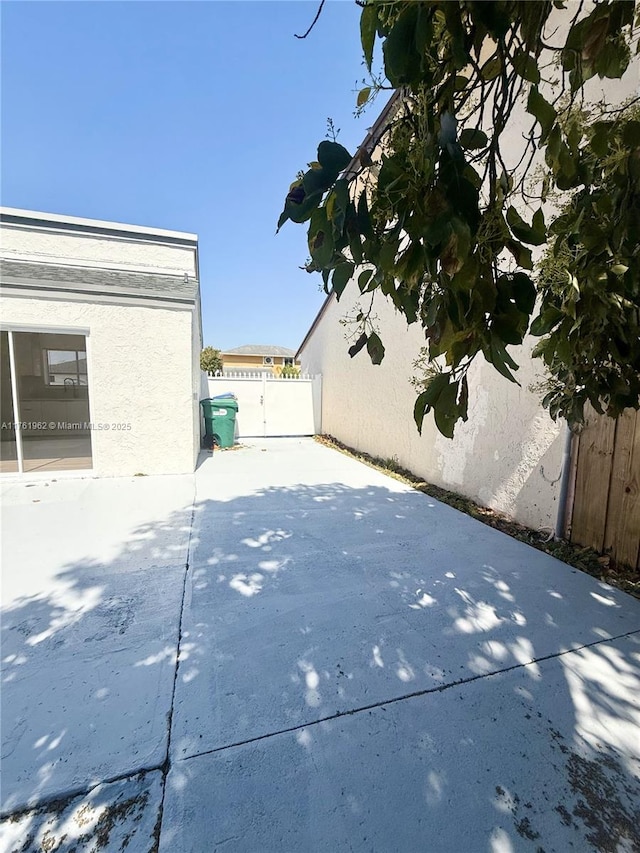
[{"x1": 1, "y1": 1, "x2": 380, "y2": 352}]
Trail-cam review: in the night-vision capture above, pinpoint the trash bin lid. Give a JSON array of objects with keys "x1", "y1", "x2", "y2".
[{"x1": 200, "y1": 396, "x2": 238, "y2": 411}]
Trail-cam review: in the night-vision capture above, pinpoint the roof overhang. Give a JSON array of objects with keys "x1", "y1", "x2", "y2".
[{"x1": 0, "y1": 207, "x2": 198, "y2": 246}]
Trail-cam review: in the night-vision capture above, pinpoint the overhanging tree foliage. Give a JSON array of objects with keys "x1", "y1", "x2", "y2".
[{"x1": 278, "y1": 0, "x2": 640, "y2": 437}]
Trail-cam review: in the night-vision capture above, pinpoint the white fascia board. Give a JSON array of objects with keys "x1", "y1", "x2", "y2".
[{"x1": 0, "y1": 207, "x2": 198, "y2": 243}]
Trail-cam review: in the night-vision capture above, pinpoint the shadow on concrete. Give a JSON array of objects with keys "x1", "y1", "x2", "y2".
[{"x1": 2, "y1": 478, "x2": 640, "y2": 851}]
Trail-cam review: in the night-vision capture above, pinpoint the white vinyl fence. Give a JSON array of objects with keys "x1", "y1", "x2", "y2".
[{"x1": 201, "y1": 371, "x2": 321, "y2": 438}]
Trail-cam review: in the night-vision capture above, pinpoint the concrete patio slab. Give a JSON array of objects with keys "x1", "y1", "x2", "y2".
[
  {"x1": 1, "y1": 474, "x2": 194, "y2": 817},
  {"x1": 0, "y1": 769, "x2": 162, "y2": 853},
  {"x1": 162, "y1": 634, "x2": 640, "y2": 853},
  {"x1": 2, "y1": 437, "x2": 639, "y2": 852},
  {"x1": 1, "y1": 564, "x2": 185, "y2": 815},
  {"x1": 1, "y1": 474, "x2": 194, "y2": 607},
  {"x1": 174, "y1": 442, "x2": 639, "y2": 761},
  {"x1": 193, "y1": 439, "x2": 397, "y2": 503},
  {"x1": 171, "y1": 544, "x2": 639, "y2": 761}
]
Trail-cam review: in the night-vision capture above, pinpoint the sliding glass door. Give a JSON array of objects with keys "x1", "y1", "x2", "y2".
[
  {"x1": 0, "y1": 331, "x2": 19, "y2": 473},
  {"x1": 0, "y1": 330, "x2": 93, "y2": 474}
]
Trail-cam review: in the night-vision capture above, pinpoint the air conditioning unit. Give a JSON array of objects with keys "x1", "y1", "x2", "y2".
[{"x1": 263, "y1": 356, "x2": 274, "y2": 365}]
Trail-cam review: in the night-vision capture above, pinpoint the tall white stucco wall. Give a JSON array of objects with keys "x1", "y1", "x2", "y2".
[
  {"x1": 1, "y1": 295, "x2": 198, "y2": 476},
  {"x1": 299, "y1": 286, "x2": 564, "y2": 532},
  {"x1": 0, "y1": 224, "x2": 197, "y2": 276}
]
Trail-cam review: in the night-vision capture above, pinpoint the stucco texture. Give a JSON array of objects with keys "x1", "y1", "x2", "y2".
[
  {"x1": 299, "y1": 288, "x2": 564, "y2": 531},
  {"x1": 1, "y1": 295, "x2": 198, "y2": 476}
]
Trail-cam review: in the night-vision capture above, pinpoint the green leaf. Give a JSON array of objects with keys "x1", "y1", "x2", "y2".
[
  {"x1": 347, "y1": 224, "x2": 363, "y2": 265},
  {"x1": 414, "y1": 373, "x2": 449, "y2": 433},
  {"x1": 493, "y1": 304, "x2": 528, "y2": 346},
  {"x1": 348, "y1": 333, "x2": 367, "y2": 359},
  {"x1": 486, "y1": 335, "x2": 520, "y2": 384},
  {"x1": 590, "y1": 121, "x2": 613, "y2": 157},
  {"x1": 459, "y1": 128, "x2": 488, "y2": 150},
  {"x1": 358, "y1": 269, "x2": 374, "y2": 292},
  {"x1": 414, "y1": 5, "x2": 433, "y2": 62},
  {"x1": 512, "y1": 272, "x2": 537, "y2": 315},
  {"x1": 308, "y1": 207, "x2": 334, "y2": 267},
  {"x1": 434, "y1": 380, "x2": 459, "y2": 438},
  {"x1": 531, "y1": 337, "x2": 553, "y2": 360},
  {"x1": 366, "y1": 331, "x2": 385, "y2": 365},
  {"x1": 530, "y1": 307, "x2": 563, "y2": 336},
  {"x1": 278, "y1": 182, "x2": 323, "y2": 228},
  {"x1": 506, "y1": 206, "x2": 546, "y2": 246},
  {"x1": 326, "y1": 178, "x2": 349, "y2": 237},
  {"x1": 424, "y1": 215, "x2": 452, "y2": 248},
  {"x1": 379, "y1": 238, "x2": 399, "y2": 272},
  {"x1": 357, "y1": 87, "x2": 371, "y2": 108},
  {"x1": 383, "y1": 4, "x2": 421, "y2": 86},
  {"x1": 380, "y1": 274, "x2": 395, "y2": 297},
  {"x1": 481, "y1": 54, "x2": 502, "y2": 81},
  {"x1": 360, "y1": 3, "x2": 377, "y2": 71},
  {"x1": 623, "y1": 120, "x2": 640, "y2": 147},
  {"x1": 443, "y1": 2, "x2": 469, "y2": 69},
  {"x1": 397, "y1": 240, "x2": 426, "y2": 288},
  {"x1": 527, "y1": 87, "x2": 556, "y2": 143},
  {"x1": 532, "y1": 207, "x2": 546, "y2": 239},
  {"x1": 277, "y1": 209, "x2": 289, "y2": 231},
  {"x1": 594, "y1": 38, "x2": 630, "y2": 79},
  {"x1": 357, "y1": 192, "x2": 373, "y2": 238},
  {"x1": 395, "y1": 283, "x2": 420, "y2": 325},
  {"x1": 471, "y1": 1, "x2": 511, "y2": 38},
  {"x1": 413, "y1": 391, "x2": 430, "y2": 434},
  {"x1": 331, "y1": 262, "x2": 354, "y2": 299},
  {"x1": 512, "y1": 50, "x2": 540, "y2": 83},
  {"x1": 611, "y1": 263, "x2": 629, "y2": 275},
  {"x1": 458, "y1": 375, "x2": 469, "y2": 422},
  {"x1": 302, "y1": 167, "x2": 333, "y2": 198},
  {"x1": 317, "y1": 141, "x2": 352, "y2": 177},
  {"x1": 505, "y1": 239, "x2": 534, "y2": 270}
]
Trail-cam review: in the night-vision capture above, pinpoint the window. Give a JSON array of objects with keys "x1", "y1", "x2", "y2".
[
  {"x1": 44, "y1": 349, "x2": 87, "y2": 386},
  {"x1": 263, "y1": 356, "x2": 274, "y2": 365},
  {"x1": 284, "y1": 358, "x2": 294, "y2": 367}
]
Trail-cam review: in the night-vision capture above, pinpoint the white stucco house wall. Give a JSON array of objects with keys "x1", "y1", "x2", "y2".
[
  {"x1": 298, "y1": 284, "x2": 565, "y2": 533},
  {"x1": 0, "y1": 207, "x2": 202, "y2": 477}
]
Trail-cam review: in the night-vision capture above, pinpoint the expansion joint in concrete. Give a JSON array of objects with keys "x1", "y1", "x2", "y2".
[
  {"x1": 154, "y1": 492, "x2": 197, "y2": 840},
  {"x1": 178, "y1": 626, "x2": 640, "y2": 764}
]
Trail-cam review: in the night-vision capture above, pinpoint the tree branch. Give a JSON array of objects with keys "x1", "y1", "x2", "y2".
[{"x1": 295, "y1": 0, "x2": 326, "y2": 39}]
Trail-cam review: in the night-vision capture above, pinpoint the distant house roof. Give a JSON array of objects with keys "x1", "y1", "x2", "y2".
[
  {"x1": 223, "y1": 345, "x2": 296, "y2": 357},
  {"x1": 49, "y1": 356, "x2": 88, "y2": 374}
]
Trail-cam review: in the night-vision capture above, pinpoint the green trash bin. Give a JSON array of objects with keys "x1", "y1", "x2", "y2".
[{"x1": 201, "y1": 397, "x2": 239, "y2": 449}]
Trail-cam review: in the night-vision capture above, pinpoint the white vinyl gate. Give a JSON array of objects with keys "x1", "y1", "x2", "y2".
[{"x1": 203, "y1": 372, "x2": 321, "y2": 438}]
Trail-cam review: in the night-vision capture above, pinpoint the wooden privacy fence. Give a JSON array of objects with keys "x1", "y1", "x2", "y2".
[{"x1": 569, "y1": 407, "x2": 640, "y2": 569}]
